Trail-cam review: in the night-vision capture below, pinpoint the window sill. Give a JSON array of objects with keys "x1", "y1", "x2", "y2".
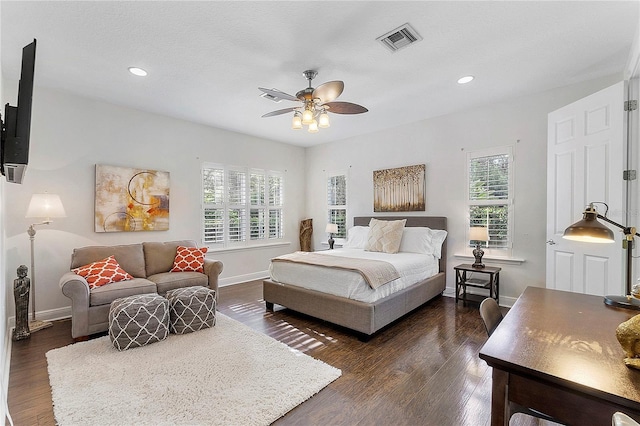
[
  {"x1": 453, "y1": 253, "x2": 525, "y2": 265},
  {"x1": 206, "y1": 241, "x2": 291, "y2": 254}
]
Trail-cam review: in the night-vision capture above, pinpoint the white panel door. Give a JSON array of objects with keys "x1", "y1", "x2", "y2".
[{"x1": 546, "y1": 81, "x2": 626, "y2": 296}]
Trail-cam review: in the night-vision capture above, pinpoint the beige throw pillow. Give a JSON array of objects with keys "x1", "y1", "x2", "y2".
[{"x1": 364, "y1": 218, "x2": 407, "y2": 254}]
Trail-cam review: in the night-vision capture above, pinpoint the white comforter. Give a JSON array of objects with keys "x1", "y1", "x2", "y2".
[{"x1": 268, "y1": 248, "x2": 440, "y2": 303}]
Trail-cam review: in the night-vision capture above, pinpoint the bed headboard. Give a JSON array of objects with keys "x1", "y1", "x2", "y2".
[{"x1": 353, "y1": 216, "x2": 447, "y2": 274}]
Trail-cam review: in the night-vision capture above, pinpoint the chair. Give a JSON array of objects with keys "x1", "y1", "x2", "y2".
[
  {"x1": 613, "y1": 412, "x2": 640, "y2": 426},
  {"x1": 479, "y1": 297, "x2": 503, "y2": 336},
  {"x1": 479, "y1": 297, "x2": 560, "y2": 424}
]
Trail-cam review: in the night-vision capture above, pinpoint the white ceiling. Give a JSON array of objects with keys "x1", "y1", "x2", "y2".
[{"x1": 2, "y1": 1, "x2": 638, "y2": 148}]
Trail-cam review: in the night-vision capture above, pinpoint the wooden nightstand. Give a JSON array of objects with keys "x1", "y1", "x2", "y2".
[{"x1": 454, "y1": 263, "x2": 501, "y2": 306}]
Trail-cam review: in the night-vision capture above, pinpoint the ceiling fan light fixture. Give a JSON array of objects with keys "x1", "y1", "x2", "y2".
[
  {"x1": 292, "y1": 113, "x2": 302, "y2": 130},
  {"x1": 308, "y1": 120, "x2": 319, "y2": 133},
  {"x1": 318, "y1": 111, "x2": 330, "y2": 128}
]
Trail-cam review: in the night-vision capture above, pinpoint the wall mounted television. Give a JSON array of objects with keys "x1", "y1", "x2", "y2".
[{"x1": 0, "y1": 39, "x2": 36, "y2": 184}]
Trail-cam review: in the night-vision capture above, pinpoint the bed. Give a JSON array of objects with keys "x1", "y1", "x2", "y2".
[{"x1": 263, "y1": 216, "x2": 447, "y2": 337}]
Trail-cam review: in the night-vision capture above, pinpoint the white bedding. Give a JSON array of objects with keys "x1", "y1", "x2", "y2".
[{"x1": 268, "y1": 248, "x2": 440, "y2": 303}]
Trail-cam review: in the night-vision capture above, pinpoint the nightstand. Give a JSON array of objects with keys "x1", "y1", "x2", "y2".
[{"x1": 454, "y1": 263, "x2": 501, "y2": 306}]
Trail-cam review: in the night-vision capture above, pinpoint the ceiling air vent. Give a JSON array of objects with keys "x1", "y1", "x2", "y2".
[
  {"x1": 260, "y1": 90, "x2": 283, "y2": 103},
  {"x1": 377, "y1": 23, "x2": 422, "y2": 53}
]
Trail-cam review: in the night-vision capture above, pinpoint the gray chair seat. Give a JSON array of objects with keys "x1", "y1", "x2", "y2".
[{"x1": 147, "y1": 271, "x2": 208, "y2": 294}]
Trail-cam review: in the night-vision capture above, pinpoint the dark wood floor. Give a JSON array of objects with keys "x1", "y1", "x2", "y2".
[{"x1": 7, "y1": 281, "x2": 543, "y2": 425}]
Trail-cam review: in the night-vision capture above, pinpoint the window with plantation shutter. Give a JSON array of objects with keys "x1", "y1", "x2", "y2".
[
  {"x1": 467, "y1": 147, "x2": 513, "y2": 254},
  {"x1": 268, "y1": 174, "x2": 284, "y2": 239},
  {"x1": 202, "y1": 163, "x2": 284, "y2": 248},
  {"x1": 327, "y1": 173, "x2": 347, "y2": 239}
]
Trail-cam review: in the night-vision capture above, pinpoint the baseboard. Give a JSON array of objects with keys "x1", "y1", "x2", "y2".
[
  {"x1": 7, "y1": 306, "x2": 72, "y2": 328},
  {"x1": 219, "y1": 271, "x2": 269, "y2": 287}
]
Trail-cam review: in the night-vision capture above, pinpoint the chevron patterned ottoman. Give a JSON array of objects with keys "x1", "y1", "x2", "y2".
[
  {"x1": 108, "y1": 294, "x2": 169, "y2": 351},
  {"x1": 166, "y1": 286, "x2": 216, "y2": 334}
]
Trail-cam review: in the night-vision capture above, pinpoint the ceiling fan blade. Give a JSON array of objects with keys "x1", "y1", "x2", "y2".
[
  {"x1": 324, "y1": 101, "x2": 368, "y2": 114},
  {"x1": 258, "y1": 87, "x2": 300, "y2": 102},
  {"x1": 313, "y1": 81, "x2": 344, "y2": 104},
  {"x1": 261, "y1": 107, "x2": 298, "y2": 118}
]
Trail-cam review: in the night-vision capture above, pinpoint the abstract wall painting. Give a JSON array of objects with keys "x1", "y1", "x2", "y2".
[
  {"x1": 373, "y1": 164, "x2": 425, "y2": 212},
  {"x1": 95, "y1": 164, "x2": 170, "y2": 232}
]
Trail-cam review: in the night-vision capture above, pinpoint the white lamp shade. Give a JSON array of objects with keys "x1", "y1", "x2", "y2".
[
  {"x1": 308, "y1": 119, "x2": 319, "y2": 133},
  {"x1": 318, "y1": 111, "x2": 330, "y2": 128},
  {"x1": 302, "y1": 108, "x2": 314, "y2": 125},
  {"x1": 469, "y1": 226, "x2": 489, "y2": 242},
  {"x1": 26, "y1": 193, "x2": 66, "y2": 220},
  {"x1": 326, "y1": 223, "x2": 338, "y2": 234},
  {"x1": 291, "y1": 114, "x2": 302, "y2": 129}
]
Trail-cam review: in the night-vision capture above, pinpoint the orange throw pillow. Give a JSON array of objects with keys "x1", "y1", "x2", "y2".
[
  {"x1": 171, "y1": 246, "x2": 208, "y2": 273},
  {"x1": 72, "y1": 255, "x2": 134, "y2": 289}
]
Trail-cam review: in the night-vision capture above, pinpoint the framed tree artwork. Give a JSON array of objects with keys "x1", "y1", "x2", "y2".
[{"x1": 373, "y1": 164, "x2": 425, "y2": 212}]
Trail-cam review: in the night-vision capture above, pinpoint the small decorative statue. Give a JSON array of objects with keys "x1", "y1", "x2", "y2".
[
  {"x1": 13, "y1": 265, "x2": 31, "y2": 341},
  {"x1": 299, "y1": 218, "x2": 313, "y2": 252}
]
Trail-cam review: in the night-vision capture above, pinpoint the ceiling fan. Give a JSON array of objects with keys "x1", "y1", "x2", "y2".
[{"x1": 259, "y1": 70, "x2": 368, "y2": 133}]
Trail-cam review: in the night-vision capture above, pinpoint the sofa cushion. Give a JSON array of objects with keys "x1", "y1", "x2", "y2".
[
  {"x1": 72, "y1": 255, "x2": 134, "y2": 289},
  {"x1": 143, "y1": 240, "x2": 198, "y2": 277},
  {"x1": 171, "y1": 246, "x2": 208, "y2": 273},
  {"x1": 71, "y1": 243, "x2": 146, "y2": 278},
  {"x1": 147, "y1": 271, "x2": 208, "y2": 295},
  {"x1": 90, "y1": 277, "x2": 157, "y2": 307}
]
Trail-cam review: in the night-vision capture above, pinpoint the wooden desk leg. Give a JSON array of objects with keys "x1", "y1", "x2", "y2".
[{"x1": 490, "y1": 368, "x2": 510, "y2": 426}]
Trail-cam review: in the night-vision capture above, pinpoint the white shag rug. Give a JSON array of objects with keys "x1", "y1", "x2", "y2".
[{"x1": 46, "y1": 313, "x2": 341, "y2": 426}]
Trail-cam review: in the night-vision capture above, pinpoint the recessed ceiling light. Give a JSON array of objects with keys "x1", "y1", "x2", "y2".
[
  {"x1": 128, "y1": 67, "x2": 148, "y2": 77},
  {"x1": 457, "y1": 75, "x2": 474, "y2": 84}
]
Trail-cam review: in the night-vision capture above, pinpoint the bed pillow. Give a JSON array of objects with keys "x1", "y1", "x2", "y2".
[
  {"x1": 430, "y1": 229, "x2": 448, "y2": 259},
  {"x1": 399, "y1": 227, "x2": 434, "y2": 255},
  {"x1": 365, "y1": 218, "x2": 406, "y2": 254},
  {"x1": 398, "y1": 227, "x2": 448, "y2": 258},
  {"x1": 72, "y1": 255, "x2": 134, "y2": 289},
  {"x1": 343, "y1": 226, "x2": 370, "y2": 249}
]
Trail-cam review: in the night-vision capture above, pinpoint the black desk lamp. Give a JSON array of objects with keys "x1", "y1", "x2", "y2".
[{"x1": 563, "y1": 202, "x2": 640, "y2": 310}]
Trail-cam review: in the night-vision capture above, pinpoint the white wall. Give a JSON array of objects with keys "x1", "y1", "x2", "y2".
[
  {"x1": 305, "y1": 74, "x2": 622, "y2": 306},
  {"x1": 0, "y1": 2, "x2": 9, "y2": 423},
  {"x1": 2, "y1": 85, "x2": 306, "y2": 321}
]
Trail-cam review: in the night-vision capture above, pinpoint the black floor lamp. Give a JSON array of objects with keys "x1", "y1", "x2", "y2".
[{"x1": 563, "y1": 202, "x2": 640, "y2": 310}]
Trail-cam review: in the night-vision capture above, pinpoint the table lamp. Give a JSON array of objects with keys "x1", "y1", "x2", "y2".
[
  {"x1": 563, "y1": 202, "x2": 640, "y2": 310},
  {"x1": 326, "y1": 223, "x2": 338, "y2": 249},
  {"x1": 470, "y1": 226, "x2": 489, "y2": 268},
  {"x1": 25, "y1": 193, "x2": 67, "y2": 331}
]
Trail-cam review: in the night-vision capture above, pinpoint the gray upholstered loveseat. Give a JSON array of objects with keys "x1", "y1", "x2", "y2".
[{"x1": 59, "y1": 240, "x2": 223, "y2": 339}]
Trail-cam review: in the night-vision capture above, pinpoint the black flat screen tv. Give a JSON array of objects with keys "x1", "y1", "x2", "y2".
[{"x1": 1, "y1": 39, "x2": 37, "y2": 184}]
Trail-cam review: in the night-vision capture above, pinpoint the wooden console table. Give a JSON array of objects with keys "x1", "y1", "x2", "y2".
[{"x1": 479, "y1": 287, "x2": 640, "y2": 425}]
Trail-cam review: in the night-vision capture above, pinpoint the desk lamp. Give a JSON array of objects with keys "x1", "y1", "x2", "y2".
[{"x1": 563, "y1": 202, "x2": 640, "y2": 310}]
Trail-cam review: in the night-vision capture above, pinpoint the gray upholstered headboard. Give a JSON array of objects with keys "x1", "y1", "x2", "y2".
[{"x1": 353, "y1": 216, "x2": 448, "y2": 274}]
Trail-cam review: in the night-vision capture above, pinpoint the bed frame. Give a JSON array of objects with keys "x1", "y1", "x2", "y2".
[{"x1": 263, "y1": 216, "x2": 447, "y2": 337}]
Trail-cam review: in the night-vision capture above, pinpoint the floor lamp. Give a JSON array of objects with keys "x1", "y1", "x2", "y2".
[
  {"x1": 563, "y1": 202, "x2": 640, "y2": 310},
  {"x1": 25, "y1": 193, "x2": 66, "y2": 332}
]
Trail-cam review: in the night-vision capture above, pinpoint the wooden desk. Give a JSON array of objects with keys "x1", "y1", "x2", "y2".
[{"x1": 479, "y1": 287, "x2": 640, "y2": 426}]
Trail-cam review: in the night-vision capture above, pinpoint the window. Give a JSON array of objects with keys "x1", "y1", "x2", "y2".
[
  {"x1": 467, "y1": 147, "x2": 513, "y2": 253},
  {"x1": 327, "y1": 173, "x2": 347, "y2": 239},
  {"x1": 203, "y1": 163, "x2": 284, "y2": 247}
]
